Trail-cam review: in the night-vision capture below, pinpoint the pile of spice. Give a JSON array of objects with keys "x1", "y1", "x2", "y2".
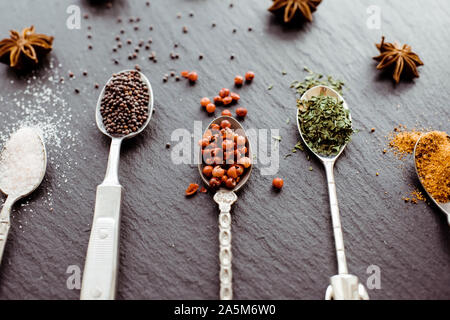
[
  {"x1": 100, "y1": 70, "x2": 150, "y2": 135},
  {"x1": 200, "y1": 120, "x2": 251, "y2": 190},
  {"x1": 297, "y1": 94, "x2": 353, "y2": 156},
  {"x1": 0, "y1": 128, "x2": 46, "y2": 196},
  {"x1": 415, "y1": 131, "x2": 450, "y2": 203},
  {"x1": 199, "y1": 71, "x2": 254, "y2": 117},
  {"x1": 388, "y1": 126, "x2": 422, "y2": 159}
]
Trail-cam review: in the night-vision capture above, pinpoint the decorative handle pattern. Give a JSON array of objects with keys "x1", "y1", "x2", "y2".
[{"x1": 214, "y1": 190, "x2": 237, "y2": 300}]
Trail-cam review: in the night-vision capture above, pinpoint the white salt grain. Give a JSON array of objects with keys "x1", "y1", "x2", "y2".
[{"x1": 0, "y1": 128, "x2": 46, "y2": 196}]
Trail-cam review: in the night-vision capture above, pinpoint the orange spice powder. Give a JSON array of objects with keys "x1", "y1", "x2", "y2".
[{"x1": 414, "y1": 131, "x2": 450, "y2": 203}]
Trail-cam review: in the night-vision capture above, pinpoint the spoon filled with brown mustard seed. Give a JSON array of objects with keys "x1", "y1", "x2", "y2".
[{"x1": 81, "y1": 70, "x2": 153, "y2": 300}]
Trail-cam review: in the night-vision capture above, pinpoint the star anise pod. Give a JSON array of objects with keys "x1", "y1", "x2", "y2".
[
  {"x1": 0, "y1": 26, "x2": 53, "y2": 69},
  {"x1": 268, "y1": 0, "x2": 322, "y2": 23},
  {"x1": 373, "y1": 36, "x2": 423, "y2": 84}
]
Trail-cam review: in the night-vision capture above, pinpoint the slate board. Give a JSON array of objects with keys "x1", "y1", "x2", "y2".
[{"x1": 0, "y1": 0, "x2": 449, "y2": 300}]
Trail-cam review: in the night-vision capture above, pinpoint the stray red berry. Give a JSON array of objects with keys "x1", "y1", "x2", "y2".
[{"x1": 272, "y1": 178, "x2": 283, "y2": 190}]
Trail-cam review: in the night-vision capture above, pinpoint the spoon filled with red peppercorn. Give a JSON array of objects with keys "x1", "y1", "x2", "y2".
[
  {"x1": 198, "y1": 116, "x2": 252, "y2": 300},
  {"x1": 81, "y1": 70, "x2": 154, "y2": 300}
]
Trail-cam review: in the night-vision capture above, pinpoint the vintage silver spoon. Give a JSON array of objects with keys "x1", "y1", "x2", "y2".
[
  {"x1": 297, "y1": 85, "x2": 369, "y2": 300},
  {"x1": 0, "y1": 127, "x2": 47, "y2": 264},
  {"x1": 80, "y1": 70, "x2": 154, "y2": 300},
  {"x1": 198, "y1": 116, "x2": 252, "y2": 300},
  {"x1": 413, "y1": 133, "x2": 450, "y2": 225}
]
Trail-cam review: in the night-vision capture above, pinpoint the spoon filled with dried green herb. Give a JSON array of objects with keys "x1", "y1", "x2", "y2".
[{"x1": 296, "y1": 85, "x2": 369, "y2": 300}]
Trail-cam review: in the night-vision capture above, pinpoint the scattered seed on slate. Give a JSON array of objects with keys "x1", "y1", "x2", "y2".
[
  {"x1": 148, "y1": 38, "x2": 153, "y2": 44},
  {"x1": 166, "y1": 143, "x2": 171, "y2": 149},
  {"x1": 212, "y1": 22, "x2": 216, "y2": 27},
  {"x1": 117, "y1": 18, "x2": 122, "y2": 23},
  {"x1": 100, "y1": 70, "x2": 150, "y2": 136},
  {"x1": 87, "y1": 26, "x2": 92, "y2": 30},
  {"x1": 127, "y1": 39, "x2": 132, "y2": 45},
  {"x1": 117, "y1": 42, "x2": 122, "y2": 48},
  {"x1": 189, "y1": 12, "x2": 194, "y2": 17},
  {"x1": 74, "y1": 88, "x2": 80, "y2": 94},
  {"x1": 182, "y1": 26, "x2": 188, "y2": 33},
  {"x1": 134, "y1": 26, "x2": 139, "y2": 31},
  {"x1": 94, "y1": 83, "x2": 99, "y2": 89},
  {"x1": 248, "y1": 27, "x2": 252, "y2": 31},
  {"x1": 177, "y1": 13, "x2": 182, "y2": 19},
  {"x1": 232, "y1": 28, "x2": 236, "y2": 33},
  {"x1": 149, "y1": 25, "x2": 154, "y2": 31},
  {"x1": 170, "y1": 71, "x2": 175, "y2": 77},
  {"x1": 88, "y1": 45, "x2": 93, "y2": 50},
  {"x1": 114, "y1": 59, "x2": 119, "y2": 64},
  {"x1": 69, "y1": 72, "x2": 74, "y2": 78},
  {"x1": 83, "y1": 71, "x2": 88, "y2": 76},
  {"x1": 136, "y1": 17, "x2": 141, "y2": 22},
  {"x1": 175, "y1": 76, "x2": 180, "y2": 81},
  {"x1": 199, "y1": 54, "x2": 203, "y2": 60},
  {"x1": 135, "y1": 65, "x2": 141, "y2": 71},
  {"x1": 83, "y1": 14, "x2": 89, "y2": 19},
  {"x1": 120, "y1": 29, "x2": 125, "y2": 34},
  {"x1": 146, "y1": 2, "x2": 150, "y2": 6},
  {"x1": 87, "y1": 34, "x2": 92, "y2": 39},
  {"x1": 113, "y1": 47, "x2": 117, "y2": 52},
  {"x1": 230, "y1": 54, "x2": 235, "y2": 60}
]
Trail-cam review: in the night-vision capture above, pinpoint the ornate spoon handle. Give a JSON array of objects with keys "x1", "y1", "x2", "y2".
[{"x1": 214, "y1": 189, "x2": 237, "y2": 300}]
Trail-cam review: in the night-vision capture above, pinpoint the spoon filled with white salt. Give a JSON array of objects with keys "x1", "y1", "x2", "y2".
[{"x1": 0, "y1": 127, "x2": 47, "y2": 263}]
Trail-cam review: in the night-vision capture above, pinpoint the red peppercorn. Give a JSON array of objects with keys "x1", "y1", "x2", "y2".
[
  {"x1": 212, "y1": 96, "x2": 222, "y2": 104},
  {"x1": 199, "y1": 138, "x2": 210, "y2": 148},
  {"x1": 222, "y1": 109, "x2": 232, "y2": 116},
  {"x1": 222, "y1": 96, "x2": 232, "y2": 105},
  {"x1": 211, "y1": 123, "x2": 220, "y2": 131},
  {"x1": 219, "y1": 88, "x2": 230, "y2": 98},
  {"x1": 209, "y1": 177, "x2": 221, "y2": 188},
  {"x1": 225, "y1": 177, "x2": 237, "y2": 189},
  {"x1": 227, "y1": 166, "x2": 238, "y2": 179},
  {"x1": 203, "y1": 165, "x2": 213, "y2": 177},
  {"x1": 200, "y1": 97, "x2": 210, "y2": 107},
  {"x1": 236, "y1": 107, "x2": 247, "y2": 118},
  {"x1": 212, "y1": 166, "x2": 225, "y2": 178},
  {"x1": 245, "y1": 71, "x2": 255, "y2": 82},
  {"x1": 272, "y1": 177, "x2": 284, "y2": 190},
  {"x1": 220, "y1": 120, "x2": 231, "y2": 129},
  {"x1": 230, "y1": 92, "x2": 240, "y2": 101},
  {"x1": 234, "y1": 76, "x2": 244, "y2": 86},
  {"x1": 181, "y1": 70, "x2": 189, "y2": 78},
  {"x1": 235, "y1": 164, "x2": 244, "y2": 176},
  {"x1": 238, "y1": 156, "x2": 251, "y2": 168},
  {"x1": 188, "y1": 71, "x2": 198, "y2": 82},
  {"x1": 185, "y1": 183, "x2": 199, "y2": 196},
  {"x1": 236, "y1": 135, "x2": 246, "y2": 146},
  {"x1": 206, "y1": 103, "x2": 216, "y2": 113}
]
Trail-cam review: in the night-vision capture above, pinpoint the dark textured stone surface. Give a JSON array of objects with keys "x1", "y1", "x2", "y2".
[{"x1": 0, "y1": 0, "x2": 449, "y2": 300}]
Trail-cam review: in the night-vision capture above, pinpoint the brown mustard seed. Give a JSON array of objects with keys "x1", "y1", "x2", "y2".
[{"x1": 99, "y1": 70, "x2": 150, "y2": 136}]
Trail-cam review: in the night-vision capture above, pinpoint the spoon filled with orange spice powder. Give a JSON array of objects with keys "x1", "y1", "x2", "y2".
[{"x1": 413, "y1": 131, "x2": 450, "y2": 223}]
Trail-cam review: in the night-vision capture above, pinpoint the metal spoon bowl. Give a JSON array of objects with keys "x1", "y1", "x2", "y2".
[
  {"x1": 413, "y1": 133, "x2": 450, "y2": 224},
  {"x1": 198, "y1": 116, "x2": 252, "y2": 192},
  {"x1": 81, "y1": 69, "x2": 154, "y2": 300},
  {"x1": 0, "y1": 127, "x2": 47, "y2": 263},
  {"x1": 95, "y1": 70, "x2": 154, "y2": 140},
  {"x1": 198, "y1": 115, "x2": 252, "y2": 300},
  {"x1": 297, "y1": 85, "x2": 368, "y2": 300},
  {"x1": 296, "y1": 85, "x2": 351, "y2": 162}
]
